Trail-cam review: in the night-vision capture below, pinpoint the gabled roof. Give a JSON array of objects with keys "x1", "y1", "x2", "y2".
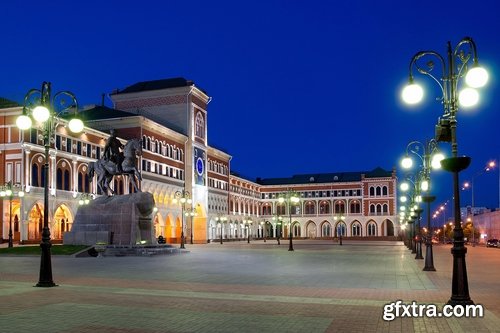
[
  {"x1": 255, "y1": 167, "x2": 392, "y2": 185},
  {"x1": 61, "y1": 105, "x2": 137, "y2": 122},
  {"x1": 111, "y1": 77, "x2": 196, "y2": 95},
  {"x1": 0, "y1": 97, "x2": 20, "y2": 108}
]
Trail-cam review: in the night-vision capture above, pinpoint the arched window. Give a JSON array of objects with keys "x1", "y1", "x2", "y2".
[
  {"x1": 293, "y1": 223, "x2": 301, "y2": 237},
  {"x1": 276, "y1": 203, "x2": 286, "y2": 215},
  {"x1": 376, "y1": 186, "x2": 381, "y2": 196},
  {"x1": 336, "y1": 222, "x2": 346, "y2": 237},
  {"x1": 142, "y1": 135, "x2": 147, "y2": 149},
  {"x1": 382, "y1": 186, "x2": 388, "y2": 196},
  {"x1": 368, "y1": 222, "x2": 377, "y2": 236},
  {"x1": 376, "y1": 204, "x2": 382, "y2": 214},
  {"x1": 369, "y1": 187, "x2": 375, "y2": 196},
  {"x1": 350, "y1": 201, "x2": 361, "y2": 214},
  {"x1": 322, "y1": 222, "x2": 331, "y2": 237},
  {"x1": 195, "y1": 112, "x2": 205, "y2": 138},
  {"x1": 305, "y1": 201, "x2": 315, "y2": 215},
  {"x1": 319, "y1": 201, "x2": 330, "y2": 214},
  {"x1": 370, "y1": 204, "x2": 375, "y2": 214},
  {"x1": 352, "y1": 222, "x2": 361, "y2": 236},
  {"x1": 383, "y1": 204, "x2": 388, "y2": 214},
  {"x1": 334, "y1": 201, "x2": 345, "y2": 214},
  {"x1": 64, "y1": 170, "x2": 70, "y2": 191},
  {"x1": 31, "y1": 163, "x2": 40, "y2": 187},
  {"x1": 56, "y1": 168, "x2": 63, "y2": 190}
]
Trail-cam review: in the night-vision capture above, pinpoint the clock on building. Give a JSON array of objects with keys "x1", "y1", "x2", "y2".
[{"x1": 193, "y1": 147, "x2": 206, "y2": 185}]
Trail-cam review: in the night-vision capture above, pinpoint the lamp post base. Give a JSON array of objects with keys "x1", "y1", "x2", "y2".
[
  {"x1": 415, "y1": 241, "x2": 424, "y2": 259},
  {"x1": 423, "y1": 241, "x2": 436, "y2": 271},
  {"x1": 441, "y1": 156, "x2": 473, "y2": 306},
  {"x1": 36, "y1": 238, "x2": 57, "y2": 288}
]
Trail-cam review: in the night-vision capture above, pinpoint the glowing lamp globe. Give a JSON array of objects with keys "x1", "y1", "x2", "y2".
[
  {"x1": 401, "y1": 157, "x2": 413, "y2": 169},
  {"x1": 16, "y1": 115, "x2": 32, "y2": 130},
  {"x1": 32, "y1": 105, "x2": 50, "y2": 123},
  {"x1": 465, "y1": 66, "x2": 489, "y2": 88},
  {"x1": 420, "y1": 180, "x2": 429, "y2": 192},
  {"x1": 459, "y1": 88, "x2": 479, "y2": 107},
  {"x1": 68, "y1": 118, "x2": 84, "y2": 133},
  {"x1": 431, "y1": 153, "x2": 445, "y2": 169},
  {"x1": 402, "y1": 83, "x2": 423, "y2": 104},
  {"x1": 400, "y1": 182, "x2": 409, "y2": 192}
]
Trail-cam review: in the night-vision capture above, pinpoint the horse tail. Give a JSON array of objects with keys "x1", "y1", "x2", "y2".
[{"x1": 87, "y1": 162, "x2": 95, "y2": 180}]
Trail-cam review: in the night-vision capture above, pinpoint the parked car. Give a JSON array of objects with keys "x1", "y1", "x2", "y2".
[{"x1": 486, "y1": 239, "x2": 499, "y2": 248}]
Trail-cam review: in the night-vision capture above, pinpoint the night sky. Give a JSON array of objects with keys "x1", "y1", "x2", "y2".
[{"x1": 1, "y1": 0, "x2": 499, "y2": 217}]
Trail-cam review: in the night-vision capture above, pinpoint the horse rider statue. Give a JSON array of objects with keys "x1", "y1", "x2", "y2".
[{"x1": 103, "y1": 129, "x2": 124, "y2": 173}]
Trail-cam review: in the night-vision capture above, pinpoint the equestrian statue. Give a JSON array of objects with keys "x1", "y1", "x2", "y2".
[{"x1": 88, "y1": 131, "x2": 142, "y2": 196}]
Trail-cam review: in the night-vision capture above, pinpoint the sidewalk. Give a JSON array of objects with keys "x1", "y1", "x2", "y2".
[{"x1": 1, "y1": 240, "x2": 499, "y2": 332}]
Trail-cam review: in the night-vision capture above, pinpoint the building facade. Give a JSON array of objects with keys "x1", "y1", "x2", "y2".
[{"x1": 0, "y1": 78, "x2": 398, "y2": 245}]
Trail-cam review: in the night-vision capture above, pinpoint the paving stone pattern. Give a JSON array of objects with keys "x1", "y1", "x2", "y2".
[{"x1": 1, "y1": 240, "x2": 499, "y2": 332}]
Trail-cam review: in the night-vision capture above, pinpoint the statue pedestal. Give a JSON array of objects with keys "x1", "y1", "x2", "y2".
[{"x1": 64, "y1": 192, "x2": 155, "y2": 246}]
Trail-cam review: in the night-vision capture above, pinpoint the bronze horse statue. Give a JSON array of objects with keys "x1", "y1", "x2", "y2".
[{"x1": 88, "y1": 138, "x2": 142, "y2": 195}]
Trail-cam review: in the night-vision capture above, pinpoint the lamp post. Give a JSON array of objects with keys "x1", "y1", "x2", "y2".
[
  {"x1": 16, "y1": 82, "x2": 83, "y2": 287},
  {"x1": 0, "y1": 182, "x2": 25, "y2": 248},
  {"x1": 260, "y1": 221, "x2": 267, "y2": 242},
  {"x1": 243, "y1": 218, "x2": 252, "y2": 243},
  {"x1": 78, "y1": 193, "x2": 93, "y2": 206},
  {"x1": 462, "y1": 161, "x2": 496, "y2": 246},
  {"x1": 187, "y1": 207, "x2": 197, "y2": 244},
  {"x1": 401, "y1": 140, "x2": 444, "y2": 264},
  {"x1": 278, "y1": 189, "x2": 300, "y2": 251},
  {"x1": 173, "y1": 189, "x2": 192, "y2": 249},
  {"x1": 402, "y1": 37, "x2": 489, "y2": 306},
  {"x1": 400, "y1": 178, "x2": 424, "y2": 258},
  {"x1": 422, "y1": 195, "x2": 437, "y2": 271},
  {"x1": 272, "y1": 214, "x2": 283, "y2": 245},
  {"x1": 215, "y1": 215, "x2": 227, "y2": 244},
  {"x1": 334, "y1": 213, "x2": 345, "y2": 245}
]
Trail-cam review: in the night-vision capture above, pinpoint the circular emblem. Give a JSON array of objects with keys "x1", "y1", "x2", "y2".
[{"x1": 196, "y1": 157, "x2": 204, "y2": 176}]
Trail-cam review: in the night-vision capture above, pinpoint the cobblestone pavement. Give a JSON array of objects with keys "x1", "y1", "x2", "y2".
[{"x1": 1, "y1": 240, "x2": 500, "y2": 332}]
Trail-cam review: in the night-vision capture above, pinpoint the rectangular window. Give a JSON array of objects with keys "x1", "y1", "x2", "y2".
[
  {"x1": 15, "y1": 162, "x2": 21, "y2": 183},
  {"x1": 30, "y1": 129, "x2": 38, "y2": 144},
  {"x1": 56, "y1": 136, "x2": 61, "y2": 150},
  {"x1": 87, "y1": 144, "x2": 92, "y2": 157},
  {"x1": 66, "y1": 138, "x2": 72, "y2": 152},
  {"x1": 77, "y1": 141, "x2": 82, "y2": 155}
]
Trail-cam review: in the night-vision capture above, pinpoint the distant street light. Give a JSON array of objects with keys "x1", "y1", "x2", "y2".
[
  {"x1": 173, "y1": 189, "x2": 192, "y2": 249},
  {"x1": 462, "y1": 161, "x2": 496, "y2": 246},
  {"x1": 0, "y1": 182, "x2": 25, "y2": 248},
  {"x1": 278, "y1": 190, "x2": 300, "y2": 251},
  {"x1": 215, "y1": 215, "x2": 227, "y2": 244}
]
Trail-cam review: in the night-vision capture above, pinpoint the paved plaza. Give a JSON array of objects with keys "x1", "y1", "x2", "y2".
[{"x1": 1, "y1": 240, "x2": 500, "y2": 332}]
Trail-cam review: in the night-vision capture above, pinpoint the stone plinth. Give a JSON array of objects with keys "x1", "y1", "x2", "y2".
[{"x1": 64, "y1": 192, "x2": 155, "y2": 246}]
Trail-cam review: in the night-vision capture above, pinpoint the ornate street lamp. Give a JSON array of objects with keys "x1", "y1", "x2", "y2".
[
  {"x1": 78, "y1": 193, "x2": 93, "y2": 206},
  {"x1": 187, "y1": 207, "x2": 197, "y2": 244},
  {"x1": 278, "y1": 189, "x2": 300, "y2": 251},
  {"x1": 215, "y1": 215, "x2": 227, "y2": 244},
  {"x1": 16, "y1": 82, "x2": 83, "y2": 287},
  {"x1": 402, "y1": 37, "x2": 489, "y2": 306},
  {"x1": 0, "y1": 182, "x2": 25, "y2": 248},
  {"x1": 243, "y1": 218, "x2": 253, "y2": 243},
  {"x1": 334, "y1": 213, "x2": 345, "y2": 245},
  {"x1": 401, "y1": 140, "x2": 444, "y2": 269},
  {"x1": 173, "y1": 189, "x2": 192, "y2": 249},
  {"x1": 260, "y1": 221, "x2": 267, "y2": 242},
  {"x1": 272, "y1": 213, "x2": 283, "y2": 245}
]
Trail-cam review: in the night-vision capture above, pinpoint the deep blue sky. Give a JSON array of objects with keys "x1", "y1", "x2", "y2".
[{"x1": 1, "y1": 0, "x2": 499, "y2": 215}]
